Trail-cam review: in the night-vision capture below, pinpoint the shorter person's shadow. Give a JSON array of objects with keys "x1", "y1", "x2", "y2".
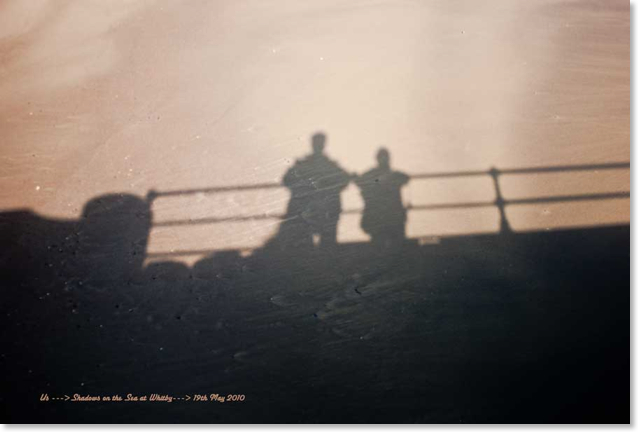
[{"x1": 354, "y1": 148, "x2": 410, "y2": 248}]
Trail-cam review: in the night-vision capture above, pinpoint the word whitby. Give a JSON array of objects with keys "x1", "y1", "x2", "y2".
[{"x1": 126, "y1": 394, "x2": 174, "y2": 403}]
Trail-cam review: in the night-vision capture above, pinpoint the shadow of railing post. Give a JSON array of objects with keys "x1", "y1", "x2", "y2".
[{"x1": 489, "y1": 167, "x2": 512, "y2": 234}]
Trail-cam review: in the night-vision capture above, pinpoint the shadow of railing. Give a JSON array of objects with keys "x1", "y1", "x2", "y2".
[{"x1": 146, "y1": 161, "x2": 629, "y2": 257}]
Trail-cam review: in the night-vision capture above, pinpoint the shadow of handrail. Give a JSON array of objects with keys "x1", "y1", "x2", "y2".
[
  {"x1": 147, "y1": 161, "x2": 629, "y2": 200},
  {"x1": 409, "y1": 161, "x2": 630, "y2": 180}
]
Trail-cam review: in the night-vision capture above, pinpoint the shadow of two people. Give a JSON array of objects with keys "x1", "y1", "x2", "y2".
[
  {"x1": 273, "y1": 132, "x2": 410, "y2": 250},
  {"x1": 1, "y1": 130, "x2": 410, "y2": 290}
]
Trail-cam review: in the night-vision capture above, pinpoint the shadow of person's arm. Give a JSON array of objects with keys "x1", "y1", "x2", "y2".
[
  {"x1": 332, "y1": 164, "x2": 353, "y2": 191},
  {"x1": 351, "y1": 172, "x2": 362, "y2": 186},
  {"x1": 282, "y1": 164, "x2": 298, "y2": 187},
  {"x1": 398, "y1": 171, "x2": 410, "y2": 186}
]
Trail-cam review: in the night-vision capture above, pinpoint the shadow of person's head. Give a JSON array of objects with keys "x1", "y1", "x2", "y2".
[
  {"x1": 79, "y1": 193, "x2": 151, "y2": 282},
  {"x1": 377, "y1": 147, "x2": 390, "y2": 170},
  {"x1": 312, "y1": 132, "x2": 326, "y2": 155}
]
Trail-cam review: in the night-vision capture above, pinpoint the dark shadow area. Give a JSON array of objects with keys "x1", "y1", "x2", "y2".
[{"x1": 0, "y1": 149, "x2": 629, "y2": 423}]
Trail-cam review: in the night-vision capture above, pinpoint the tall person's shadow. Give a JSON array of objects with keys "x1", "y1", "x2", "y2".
[
  {"x1": 267, "y1": 132, "x2": 350, "y2": 252},
  {"x1": 354, "y1": 148, "x2": 410, "y2": 248}
]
